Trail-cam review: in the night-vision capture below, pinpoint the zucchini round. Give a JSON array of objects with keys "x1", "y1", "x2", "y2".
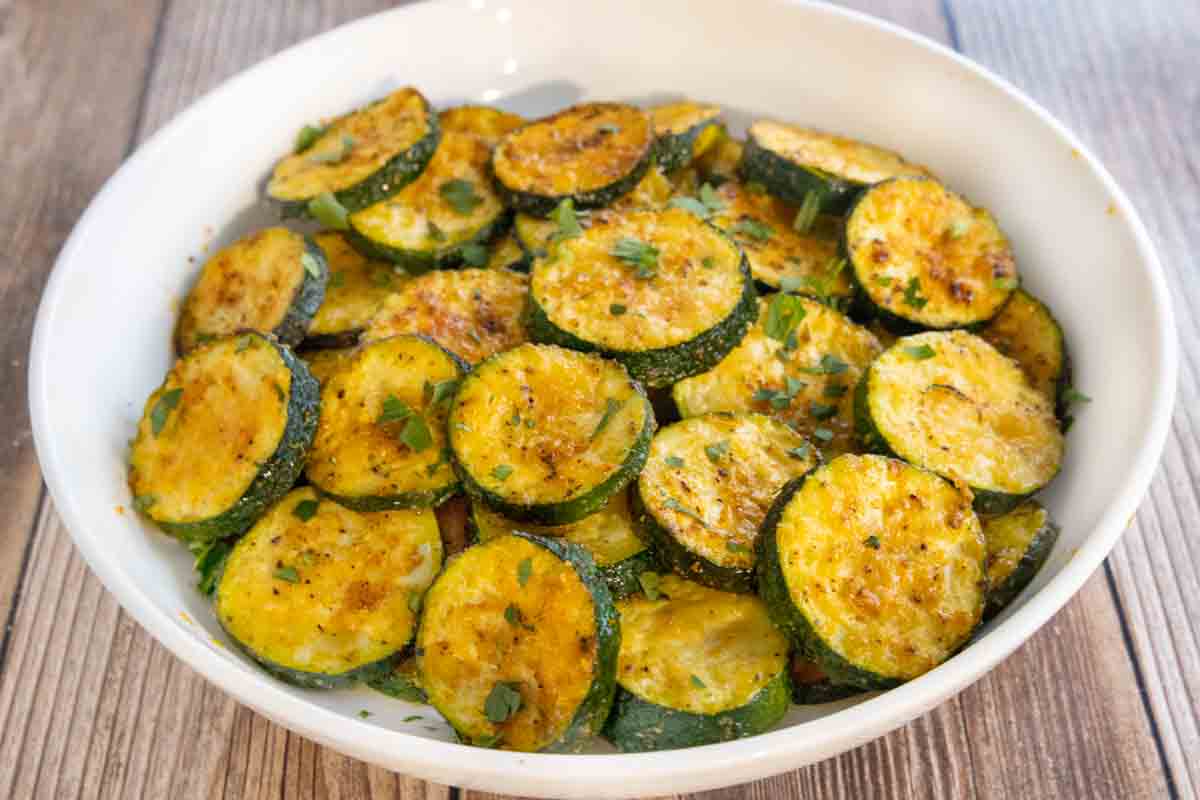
[
  {"x1": 527, "y1": 207, "x2": 758, "y2": 388},
  {"x1": 855, "y1": 330, "x2": 1064, "y2": 514},
  {"x1": 845, "y1": 177, "x2": 1017, "y2": 331},
  {"x1": 305, "y1": 334, "x2": 465, "y2": 510},
  {"x1": 739, "y1": 120, "x2": 928, "y2": 214},
  {"x1": 439, "y1": 105, "x2": 524, "y2": 148},
  {"x1": 449, "y1": 343, "x2": 654, "y2": 525},
  {"x1": 215, "y1": 487, "x2": 441, "y2": 689},
  {"x1": 695, "y1": 132, "x2": 743, "y2": 184},
  {"x1": 299, "y1": 346, "x2": 355, "y2": 386},
  {"x1": 175, "y1": 228, "x2": 327, "y2": 354},
  {"x1": 268, "y1": 87, "x2": 440, "y2": 217},
  {"x1": 758, "y1": 454, "x2": 986, "y2": 689},
  {"x1": 491, "y1": 102, "x2": 654, "y2": 215},
  {"x1": 305, "y1": 232, "x2": 403, "y2": 349},
  {"x1": 128, "y1": 332, "x2": 319, "y2": 543},
  {"x1": 417, "y1": 532, "x2": 619, "y2": 751},
  {"x1": 790, "y1": 656, "x2": 862, "y2": 705},
  {"x1": 983, "y1": 500, "x2": 1059, "y2": 618},
  {"x1": 603, "y1": 574, "x2": 790, "y2": 751},
  {"x1": 672, "y1": 295, "x2": 882, "y2": 455},
  {"x1": 980, "y1": 289, "x2": 1070, "y2": 413},
  {"x1": 362, "y1": 267, "x2": 528, "y2": 364},
  {"x1": 485, "y1": 233, "x2": 529, "y2": 272},
  {"x1": 650, "y1": 101, "x2": 723, "y2": 173},
  {"x1": 469, "y1": 489, "x2": 656, "y2": 598},
  {"x1": 635, "y1": 412, "x2": 818, "y2": 593}
]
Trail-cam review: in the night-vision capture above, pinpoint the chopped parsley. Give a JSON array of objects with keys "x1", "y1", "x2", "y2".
[
  {"x1": 780, "y1": 258, "x2": 846, "y2": 306},
  {"x1": 701, "y1": 256, "x2": 715, "y2": 269},
  {"x1": 399, "y1": 415, "x2": 432, "y2": 452},
  {"x1": 292, "y1": 499, "x2": 319, "y2": 521},
  {"x1": 439, "y1": 179, "x2": 483, "y2": 215},
  {"x1": 874, "y1": 275, "x2": 893, "y2": 287},
  {"x1": 792, "y1": 190, "x2": 821, "y2": 233},
  {"x1": 704, "y1": 440, "x2": 730, "y2": 463},
  {"x1": 726, "y1": 540, "x2": 750, "y2": 554},
  {"x1": 668, "y1": 182, "x2": 724, "y2": 219},
  {"x1": 307, "y1": 192, "x2": 349, "y2": 230},
  {"x1": 993, "y1": 276, "x2": 1019, "y2": 290},
  {"x1": 188, "y1": 538, "x2": 232, "y2": 597},
  {"x1": 293, "y1": 123, "x2": 328, "y2": 153},
  {"x1": 301, "y1": 252, "x2": 322, "y2": 279},
  {"x1": 664, "y1": 498, "x2": 707, "y2": 526},
  {"x1": 764, "y1": 293, "x2": 807, "y2": 342},
  {"x1": 378, "y1": 395, "x2": 414, "y2": 424},
  {"x1": 273, "y1": 565, "x2": 300, "y2": 583},
  {"x1": 946, "y1": 219, "x2": 971, "y2": 239},
  {"x1": 812, "y1": 427, "x2": 834, "y2": 443},
  {"x1": 664, "y1": 455, "x2": 685, "y2": 468},
  {"x1": 491, "y1": 464, "x2": 514, "y2": 481},
  {"x1": 787, "y1": 443, "x2": 812, "y2": 460},
  {"x1": 550, "y1": 198, "x2": 584, "y2": 241},
  {"x1": 484, "y1": 681, "x2": 523, "y2": 723},
  {"x1": 823, "y1": 383, "x2": 848, "y2": 399},
  {"x1": 863, "y1": 535, "x2": 881, "y2": 549},
  {"x1": 905, "y1": 344, "x2": 937, "y2": 360},
  {"x1": 753, "y1": 377, "x2": 805, "y2": 410},
  {"x1": 732, "y1": 217, "x2": 773, "y2": 242},
  {"x1": 403, "y1": 715, "x2": 423, "y2": 723},
  {"x1": 427, "y1": 221, "x2": 447, "y2": 242},
  {"x1": 461, "y1": 242, "x2": 490, "y2": 267},
  {"x1": 690, "y1": 674, "x2": 707, "y2": 689},
  {"x1": 517, "y1": 557, "x2": 532, "y2": 587},
  {"x1": 903, "y1": 277, "x2": 928, "y2": 309},
  {"x1": 307, "y1": 133, "x2": 355, "y2": 164},
  {"x1": 591, "y1": 398, "x2": 624, "y2": 439},
  {"x1": 809, "y1": 402, "x2": 837, "y2": 420},
  {"x1": 423, "y1": 378, "x2": 460, "y2": 407},
  {"x1": 132, "y1": 494, "x2": 157, "y2": 514},
  {"x1": 1062, "y1": 386, "x2": 1091, "y2": 406},
  {"x1": 609, "y1": 303, "x2": 627, "y2": 316},
  {"x1": 149, "y1": 388, "x2": 183, "y2": 437},
  {"x1": 799, "y1": 354, "x2": 848, "y2": 376},
  {"x1": 611, "y1": 237, "x2": 659, "y2": 279},
  {"x1": 504, "y1": 603, "x2": 535, "y2": 631},
  {"x1": 358, "y1": 709, "x2": 372, "y2": 719}
]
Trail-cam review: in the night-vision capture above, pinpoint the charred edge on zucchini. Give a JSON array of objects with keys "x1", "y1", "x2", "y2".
[{"x1": 650, "y1": 101, "x2": 723, "y2": 173}]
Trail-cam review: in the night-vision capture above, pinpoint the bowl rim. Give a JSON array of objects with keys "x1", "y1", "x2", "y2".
[{"x1": 28, "y1": 0, "x2": 1178, "y2": 796}]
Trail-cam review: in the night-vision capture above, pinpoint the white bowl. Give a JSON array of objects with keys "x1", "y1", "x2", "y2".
[{"x1": 29, "y1": 1, "x2": 1176, "y2": 797}]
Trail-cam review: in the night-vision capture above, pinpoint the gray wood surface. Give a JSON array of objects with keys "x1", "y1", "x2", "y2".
[{"x1": 0, "y1": 0, "x2": 1193, "y2": 798}]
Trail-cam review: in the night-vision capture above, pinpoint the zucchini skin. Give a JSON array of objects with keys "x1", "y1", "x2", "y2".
[
  {"x1": 346, "y1": 208, "x2": 512, "y2": 273},
  {"x1": 273, "y1": 236, "x2": 330, "y2": 347},
  {"x1": 220, "y1": 623, "x2": 399, "y2": 691},
  {"x1": 791, "y1": 678, "x2": 862, "y2": 705},
  {"x1": 277, "y1": 106, "x2": 441, "y2": 219},
  {"x1": 156, "y1": 338, "x2": 320, "y2": 543},
  {"x1": 525, "y1": 249, "x2": 758, "y2": 389},
  {"x1": 655, "y1": 118, "x2": 722, "y2": 174},
  {"x1": 603, "y1": 671, "x2": 790, "y2": 752},
  {"x1": 631, "y1": 487, "x2": 754, "y2": 594},
  {"x1": 985, "y1": 511, "x2": 1060, "y2": 619},
  {"x1": 738, "y1": 134, "x2": 856, "y2": 215}
]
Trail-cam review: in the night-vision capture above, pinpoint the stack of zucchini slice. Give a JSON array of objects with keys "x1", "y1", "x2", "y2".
[{"x1": 128, "y1": 88, "x2": 1078, "y2": 753}]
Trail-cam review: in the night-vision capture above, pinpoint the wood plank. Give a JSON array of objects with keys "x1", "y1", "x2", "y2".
[{"x1": 945, "y1": 2, "x2": 1199, "y2": 796}]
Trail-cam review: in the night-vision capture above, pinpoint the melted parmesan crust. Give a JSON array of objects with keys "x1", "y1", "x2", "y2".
[
  {"x1": 775, "y1": 454, "x2": 985, "y2": 680},
  {"x1": 867, "y1": 331, "x2": 1063, "y2": 495},
  {"x1": 450, "y1": 344, "x2": 649, "y2": 506},
  {"x1": 176, "y1": 228, "x2": 308, "y2": 353},
  {"x1": 616, "y1": 575, "x2": 787, "y2": 714},
  {"x1": 673, "y1": 296, "x2": 882, "y2": 454},
  {"x1": 639, "y1": 413, "x2": 817, "y2": 569},
  {"x1": 438, "y1": 105, "x2": 525, "y2": 149},
  {"x1": 418, "y1": 535, "x2": 598, "y2": 751},
  {"x1": 472, "y1": 490, "x2": 647, "y2": 566},
  {"x1": 749, "y1": 120, "x2": 928, "y2": 185},
  {"x1": 531, "y1": 207, "x2": 746, "y2": 350},
  {"x1": 980, "y1": 289, "x2": 1065, "y2": 401},
  {"x1": 309, "y1": 233, "x2": 402, "y2": 338},
  {"x1": 493, "y1": 103, "x2": 653, "y2": 198},
  {"x1": 216, "y1": 488, "x2": 441, "y2": 675},
  {"x1": 129, "y1": 334, "x2": 290, "y2": 522},
  {"x1": 305, "y1": 335, "x2": 461, "y2": 502},
  {"x1": 847, "y1": 177, "x2": 1016, "y2": 328},
  {"x1": 349, "y1": 131, "x2": 505, "y2": 251},
  {"x1": 362, "y1": 268, "x2": 528, "y2": 364},
  {"x1": 268, "y1": 87, "x2": 432, "y2": 202},
  {"x1": 983, "y1": 501, "x2": 1050, "y2": 589}
]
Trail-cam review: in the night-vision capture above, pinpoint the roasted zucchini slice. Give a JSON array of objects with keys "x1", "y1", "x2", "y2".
[
  {"x1": 417, "y1": 532, "x2": 619, "y2": 752},
  {"x1": 305, "y1": 334, "x2": 465, "y2": 510},
  {"x1": 983, "y1": 500, "x2": 1059, "y2": 618},
  {"x1": 603, "y1": 575, "x2": 790, "y2": 751},
  {"x1": 267, "y1": 87, "x2": 439, "y2": 216},
  {"x1": 305, "y1": 232, "x2": 402, "y2": 348},
  {"x1": 215, "y1": 487, "x2": 442, "y2": 689},
  {"x1": 790, "y1": 656, "x2": 863, "y2": 705},
  {"x1": 705, "y1": 180, "x2": 851, "y2": 300},
  {"x1": 299, "y1": 346, "x2": 355, "y2": 386},
  {"x1": 635, "y1": 412, "x2": 818, "y2": 592},
  {"x1": 485, "y1": 233, "x2": 529, "y2": 272},
  {"x1": 129, "y1": 332, "x2": 319, "y2": 543},
  {"x1": 362, "y1": 268, "x2": 528, "y2": 364},
  {"x1": 175, "y1": 228, "x2": 327, "y2": 354},
  {"x1": 758, "y1": 454, "x2": 986, "y2": 689},
  {"x1": 672, "y1": 295, "x2": 882, "y2": 455},
  {"x1": 739, "y1": 120, "x2": 928, "y2": 214},
  {"x1": 845, "y1": 177, "x2": 1017, "y2": 331},
  {"x1": 695, "y1": 132, "x2": 744, "y2": 184},
  {"x1": 527, "y1": 207, "x2": 757, "y2": 388},
  {"x1": 650, "y1": 101, "x2": 723, "y2": 173},
  {"x1": 492, "y1": 102, "x2": 654, "y2": 215},
  {"x1": 449, "y1": 343, "x2": 653, "y2": 525},
  {"x1": 855, "y1": 330, "x2": 1064, "y2": 513},
  {"x1": 980, "y1": 289, "x2": 1070, "y2": 412},
  {"x1": 438, "y1": 105, "x2": 524, "y2": 148},
  {"x1": 469, "y1": 489, "x2": 655, "y2": 598},
  {"x1": 348, "y1": 131, "x2": 510, "y2": 271}
]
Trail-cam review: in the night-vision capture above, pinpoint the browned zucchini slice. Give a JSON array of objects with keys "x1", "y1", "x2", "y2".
[{"x1": 305, "y1": 232, "x2": 403, "y2": 348}]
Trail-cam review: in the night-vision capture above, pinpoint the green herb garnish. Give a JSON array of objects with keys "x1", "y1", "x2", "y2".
[
  {"x1": 598, "y1": 122, "x2": 622, "y2": 134},
  {"x1": 1062, "y1": 387, "x2": 1091, "y2": 405},
  {"x1": 903, "y1": 277, "x2": 928, "y2": 309},
  {"x1": 799, "y1": 354, "x2": 848, "y2": 376},
  {"x1": 704, "y1": 440, "x2": 729, "y2": 463},
  {"x1": 439, "y1": 179, "x2": 483, "y2": 215},
  {"x1": 591, "y1": 398, "x2": 624, "y2": 439},
  {"x1": 764, "y1": 293, "x2": 807, "y2": 343},
  {"x1": 993, "y1": 276, "x2": 1019, "y2": 290},
  {"x1": 301, "y1": 252, "x2": 322, "y2": 279},
  {"x1": 611, "y1": 237, "x2": 659, "y2": 279},
  {"x1": 874, "y1": 275, "x2": 893, "y2": 287},
  {"x1": 292, "y1": 499, "x2": 319, "y2": 521},
  {"x1": 809, "y1": 402, "x2": 837, "y2": 420},
  {"x1": 792, "y1": 191, "x2": 821, "y2": 233},
  {"x1": 665, "y1": 455, "x2": 685, "y2": 468},
  {"x1": 813, "y1": 427, "x2": 834, "y2": 443},
  {"x1": 664, "y1": 498, "x2": 708, "y2": 526},
  {"x1": 823, "y1": 383, "x2": 848, "y2": 399},
  {"x1": 550, "y1": 198, "x2": 584, "y2": 241},
  {"x1": 787, "y1": 443, "x2": 812, "y2": 460},
  {"x1": 610, "y1": 303, "x2": 627, "y2": 316},
  {"x1": 726, "y1": 540, "x2": 750, "y2": 554},
  {"x1": 132, "y1": 494, "x2": 157, "y2": 514},
  {"x1": 399, "y1": 415, "x2": 433, "y2": 452},
  {"x1": 946, "y1": 219, "x2": 971, "y2": 239},
  {"x1": 517, "y1": 557, "x2": 533, "y2": 587},
  {"x1": 864, "y1": 535, "x2": 881, "y2": 549},
  {"x1": 484, "y1": 681, "x2": 523, "y2": 723},
  {"x1": 905, "y1": 344, "x2": 936, "y2": 360},
  {"x1": 732, "y1": 217, "x2": 773, "y2": 242},
  {"x1": 294, "y1": 124, "x2": 328, "y2": 153},
  {"x1": 308, "y1": 192, "x2": 349, "y2": 230},
  {"x1": 188, "y1": 538, "x2": 232, "y2": 597},
  {"x1": 668, "y1": 182, "x2": 725, "y2": 219},
  {"x1": 690, "y1": 674, "x2": 707, "y2": 689},
  {"x1": 307, "y1": 133, "x2": 355, "y2": 164},
  {"x1": 378, "y1": 395, "x2": 414, "y2": 424},
  {"x1": 149, "y1": 388, "x2": 183, "y2": 437},
  {"x1": 504, "y1": 603, "x2": 535, "y2": 631},
  {"x1": 403, "y1": 715, "x2": 423, "y2": 723},
  {"x1": 491, "y1": 464, "x2": 513, "y2": 481},
  {"x1": 274, "y1": 565, "x2": 300, "y2": 583},
  {"x1": 424, "y1": 378, "x2": 460, "y2": 407},
  {"x1": 701, "y1": 256, "x2": 715, "y2": 269},
  {"x1": 427, "y1": 221, "x2": 446, "y2": 242},
  {"x1": 461, "y1": 242, "x2": 489, "y2": 267}
]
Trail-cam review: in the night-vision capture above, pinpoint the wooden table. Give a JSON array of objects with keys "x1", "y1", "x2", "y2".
[{"x1": 0, "y1": 1, "x2": 1195, "y2": 797}]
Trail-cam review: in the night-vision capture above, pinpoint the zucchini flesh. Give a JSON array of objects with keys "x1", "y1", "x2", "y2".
[
  {"x1": 305, "y1": 334, "x2": 465, "y2": 510},
  {"x1": 348, "y1": 131, "x2": 510, "y2": 271},
  {"x1": 672, "y1": 295, "x2": 882, "y2": 455},
  {"x1": 758, "y1": 454, "x2": 986, "y2": 688},
  {"x1": 128, "y1": 332, "x2": 318, "y2": 543},
  {"x1": 650, "y1": 101, "x2": 723, "y2": 173},
  {"x1": 176, "y1": 228, "x2": 326, "y2": 354},
  {"x1": 740, "y1": 120, "x2": 928, "y2": 213},
  {"x1": 708, "y1": 180, "x2": 850, "y2": 298},
  {"x1": 306, "y1": 232, "x2": 402, "y2": 348},
  {"x1": 417, "y1": 532, "x2": 619, "y2": 752},
  {"x1": 485, "y1": 233, "x2": 529, "y2": 272},
  {"x1": 983, "y1": 500, "x2": 1058, "y2": 617},
  {"x1": 856, "y1": 330, "x2": 1063, "y2": 513},
  {"x1": 845, "y1": 177, "x2": 1016, "y2": 331},
  {"x1": 492, "y1": 102, "x2": 654, "y2": 215},
  {"x1": 362, "y1": 268, "x2": 528, "y2": 364},
  {"x1": 695, "y1": 132, "x2": 744, "y2": 184},
  {"x1": 790, "y1": 656, "x2": 862, "y2": 705},
  {"x1": 527, "y1": 207, "x2": 757, "y2": 388},
  {"x1": 604, "y1": 575, "x2": 790, "y2": 751},
  {"x1": 299, "y1": 346, "x2": 355, "y2": 386},
  {"x1": 470, "y1": 489, "x2": 654, "y2": 598},
  {"x1": 438, "y1": 105, "x2": 524, "y2": 148},
  {"x1": 636, "y1": 412, "x2": 818, "y2": 592},
  {"x1": 449, "y1": 343, "x2": 654, "y2": 525},
  {"x1": 268, "y1": 87, "x2": 439, "y2": 215},
  {"x1": 215, "y1": 488, "x2": 441, "y2": 688},
  {"x1": 980, "y1": 289, "x2": 1069, "y2": 410}
]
